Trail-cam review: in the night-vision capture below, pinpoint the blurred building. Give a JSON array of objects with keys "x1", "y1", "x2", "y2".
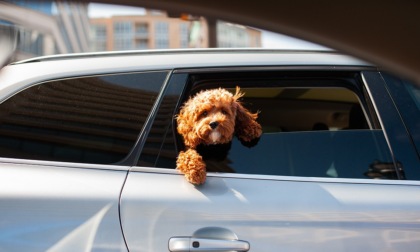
[
  {"x1": 1, "y1": 1, "x2": 262, "y2": 61},
  {"x1": 90, "y1": 10, "x2": 190, "y2": 51},
  {"x1": 0, "y1": 0, "x2": 90, "y2": 60},
  {"x1": 218, "y1": 22, "x2": 261, "y2": 48},
  {"x1": 90, "y1": 10, "x2": 262, "y2": 51}
]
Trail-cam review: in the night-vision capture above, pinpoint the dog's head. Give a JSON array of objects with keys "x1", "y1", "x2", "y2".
[{"x1": 177, "y1": 87, "x2": 262, "y2": 148}]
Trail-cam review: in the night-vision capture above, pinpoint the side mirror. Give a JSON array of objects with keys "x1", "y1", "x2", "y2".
[{"x1": 0, "y1": 23, "x2": 19, "y2": 69}]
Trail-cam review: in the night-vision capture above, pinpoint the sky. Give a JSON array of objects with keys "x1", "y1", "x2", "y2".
[
  {"x1": 88, "y1": 3, "x2": 329, "y2": 50},
  {"x1": 260, "y1": 31, "x2": 329, "y2": 50}
]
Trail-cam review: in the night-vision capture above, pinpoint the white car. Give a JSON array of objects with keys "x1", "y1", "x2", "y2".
[{"x1": 0, "y1": 49, "x2": 420, "y2": 251}]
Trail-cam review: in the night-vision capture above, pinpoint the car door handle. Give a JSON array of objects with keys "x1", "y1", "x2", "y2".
[{"x1": 169, "y1": 237, "x2": 250, "y2": 251}]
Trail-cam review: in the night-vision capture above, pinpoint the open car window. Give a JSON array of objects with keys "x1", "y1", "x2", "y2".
[{"x1": 139, "y1": 70, "x2": 398, "y2": 180}]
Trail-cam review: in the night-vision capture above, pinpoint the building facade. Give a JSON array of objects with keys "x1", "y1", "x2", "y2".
[
  {"x1": 0, "y1": 0, "x2": 90, "y2": 60},
  {"x1": 1, "y1": 1, "x2": 262, "y2": 61},
  {"x1": 90, "y1": 11, "x2": 262, "y2": 51},
  {"x1": 90, "y1": 11, "x2": 193, "y2": 51}
]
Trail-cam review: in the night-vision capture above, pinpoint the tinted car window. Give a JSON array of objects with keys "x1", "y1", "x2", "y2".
[
  {"x1": 208, "y1": 86, "x2": 394, "y2": 179},
  {"x1": 226, "y1": 130, "x2": 394, "y2": 179},
  {"x1": 147, "y1": 71, "x2": 398, "y2": 179},
  {"x1": 234, "y1": 86, "x2": 369, "y2": 132},
  {"x1": 0, "y1": 71, "x2": 168, "y2": 164},
  {"x1": 382, "y1": 73, "x2": 420, "y2": 158},
  {"x1": 137, "y1": 74, "x2": 187, "y2": 168}
]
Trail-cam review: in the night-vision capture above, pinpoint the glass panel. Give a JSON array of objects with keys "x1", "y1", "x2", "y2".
[
  {"x1": 232, "y1": 87, "x2": 369, "y2": 132},
  {"x1": 137, "y1": 74, "x2": 187, "y2": 167},
  {"x1": 382, "y1": 73, "x2": 420, "y2": 165},
  {"x1": 223, "y1": 130, "x2": 396, "y2": 179},
  {"x1": 0, "y1": 71, "x2": 168, "y2": 164}
]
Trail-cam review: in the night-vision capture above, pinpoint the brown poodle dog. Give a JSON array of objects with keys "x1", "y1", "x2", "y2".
[{"x1": 176, "y1": 87, "x2": 262, "y2": 185}]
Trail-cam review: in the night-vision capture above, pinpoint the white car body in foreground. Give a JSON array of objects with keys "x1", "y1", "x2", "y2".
[{"x1": 0, "y1": 49, "x2": 419, "y2": 251}]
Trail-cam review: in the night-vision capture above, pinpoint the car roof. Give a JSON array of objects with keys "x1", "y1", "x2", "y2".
[
  {"x1": 12, "y1": 49, "x2": 371, "y2": 69},
  {"x1": 0, "y1": 49, "x2": 372, "y2": 101}
]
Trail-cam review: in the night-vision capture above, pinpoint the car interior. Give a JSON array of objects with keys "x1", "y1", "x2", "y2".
[{"x1": 186, "y1": 70, "x2": 375, "y2": 132}]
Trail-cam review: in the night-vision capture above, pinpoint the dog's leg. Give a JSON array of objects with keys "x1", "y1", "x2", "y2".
[{"x1": 176, "y1": 149, "x2": 206, "y2": 185}]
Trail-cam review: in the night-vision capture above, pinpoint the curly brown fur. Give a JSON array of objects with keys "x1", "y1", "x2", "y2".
[
  {"x1": 176, "y1": 149, "x2": 206, "y2": 184},
  {"x1": 176, "y1": 87, "x2": 262, "y2": 185}
]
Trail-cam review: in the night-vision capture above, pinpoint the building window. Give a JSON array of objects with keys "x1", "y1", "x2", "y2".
[
  {"x1": 135, "y1": 40, "x2": 148, "y2": 50},
  {"x1": 135, "y1": 23, "x2": 148, "y2": 38},
  {"x1": 179, "y1": 23, "x2": 189, "y2": 48},
  {"x1": 114, "y1": 21, "x2": 133, "y2": 50},
  {"x1": 94, "y1": 25, "x2": 107, "y2": 39},
  {"x1": 155, "y1": 22, "x2": 169, "y2": 49},
  {"x1": 91, "y1": 24, "x2": 107, "y2": 51}
]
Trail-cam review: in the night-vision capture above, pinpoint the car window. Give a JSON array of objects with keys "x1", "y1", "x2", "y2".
[
  {"x1": 137, "y1": 73, "x2": 187, "y2": 168},
  {"x1": 226, "y1": 130, "x2": 393, "y2": 179},
  {"x1": 382, "y1": 72, "x2": 420, "y2": 159},
  {"x1": 141, "y1": 71, "x2": 398, "y2": 180},
  {"x1": 406, "y1": 82, "x2": 420, "y2": 109},
  {"x1": 203, "y1": 86, "x2": 394, "y2": 179},
  {"x1": 230, "y1": 86, "x2": 369, "y2": 132},
  {"x1": 0, "y1": 71, "x2": 168, "y2": 164}
]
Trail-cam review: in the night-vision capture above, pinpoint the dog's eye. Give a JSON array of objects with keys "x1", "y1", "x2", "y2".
[
  {"x1": 201, "y1": 111, "x2": 208, "y2": 117},
  {"x1": 221, "y1": 109, "x2": 228, "y2": 115}
]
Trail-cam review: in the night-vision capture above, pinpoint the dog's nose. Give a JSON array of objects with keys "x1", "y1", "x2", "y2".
[{"x1": 209, "y1": 121, "x2": 219, "y2": 129}]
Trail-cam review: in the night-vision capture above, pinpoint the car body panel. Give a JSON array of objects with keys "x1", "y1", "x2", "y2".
[
  {"x1": 121, "y1": 168, "x2": 420, "y2": 251},
  {"x1": 0, "y1": 160, "x2": 128, "y2": 251}
]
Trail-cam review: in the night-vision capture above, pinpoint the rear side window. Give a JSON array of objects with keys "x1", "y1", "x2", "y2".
[
  {"x1": 225, "y1": 86, "x2": 394, "y2": 179},
  {"x1": 0, "y1": 71, "x2": 168, "y2": 164},
  {"x1": 237, "y1": 86, "x2": 369, "y2": 132},
  {"x1": 208, "y1": 86, "x2": 397, "y2": 179},
  {"x1": 147, "y1": 71, "x2": 399, "y2": 180}
]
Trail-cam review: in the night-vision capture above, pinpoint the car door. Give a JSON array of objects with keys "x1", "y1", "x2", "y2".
[
  {"x1": 120, "y1": 69, "x2": 420, "y2": 252},
  {"x1": 0, "y1": 70, "x2": 169, "y2": 251}
]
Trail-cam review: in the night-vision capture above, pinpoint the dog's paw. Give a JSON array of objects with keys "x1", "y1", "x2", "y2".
[
  {"x1": 176, "y1": 149, "x2": 207, "y2": 185},
  {"x1": 185, "y1": 167, "x2": 206, "y2": 185}
]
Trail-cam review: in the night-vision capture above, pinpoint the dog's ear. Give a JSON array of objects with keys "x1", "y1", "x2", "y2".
[
  {"x1": 176, "y1": 104, "x2": 200, "y2": 149},
  {"x1": 233, "y1": 87, "x2": 262, "y2": 146}
]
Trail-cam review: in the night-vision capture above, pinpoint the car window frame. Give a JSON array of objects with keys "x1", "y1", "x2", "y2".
[{"x1": 140, "y1": 66, "x2": 420, "y2": 180}]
